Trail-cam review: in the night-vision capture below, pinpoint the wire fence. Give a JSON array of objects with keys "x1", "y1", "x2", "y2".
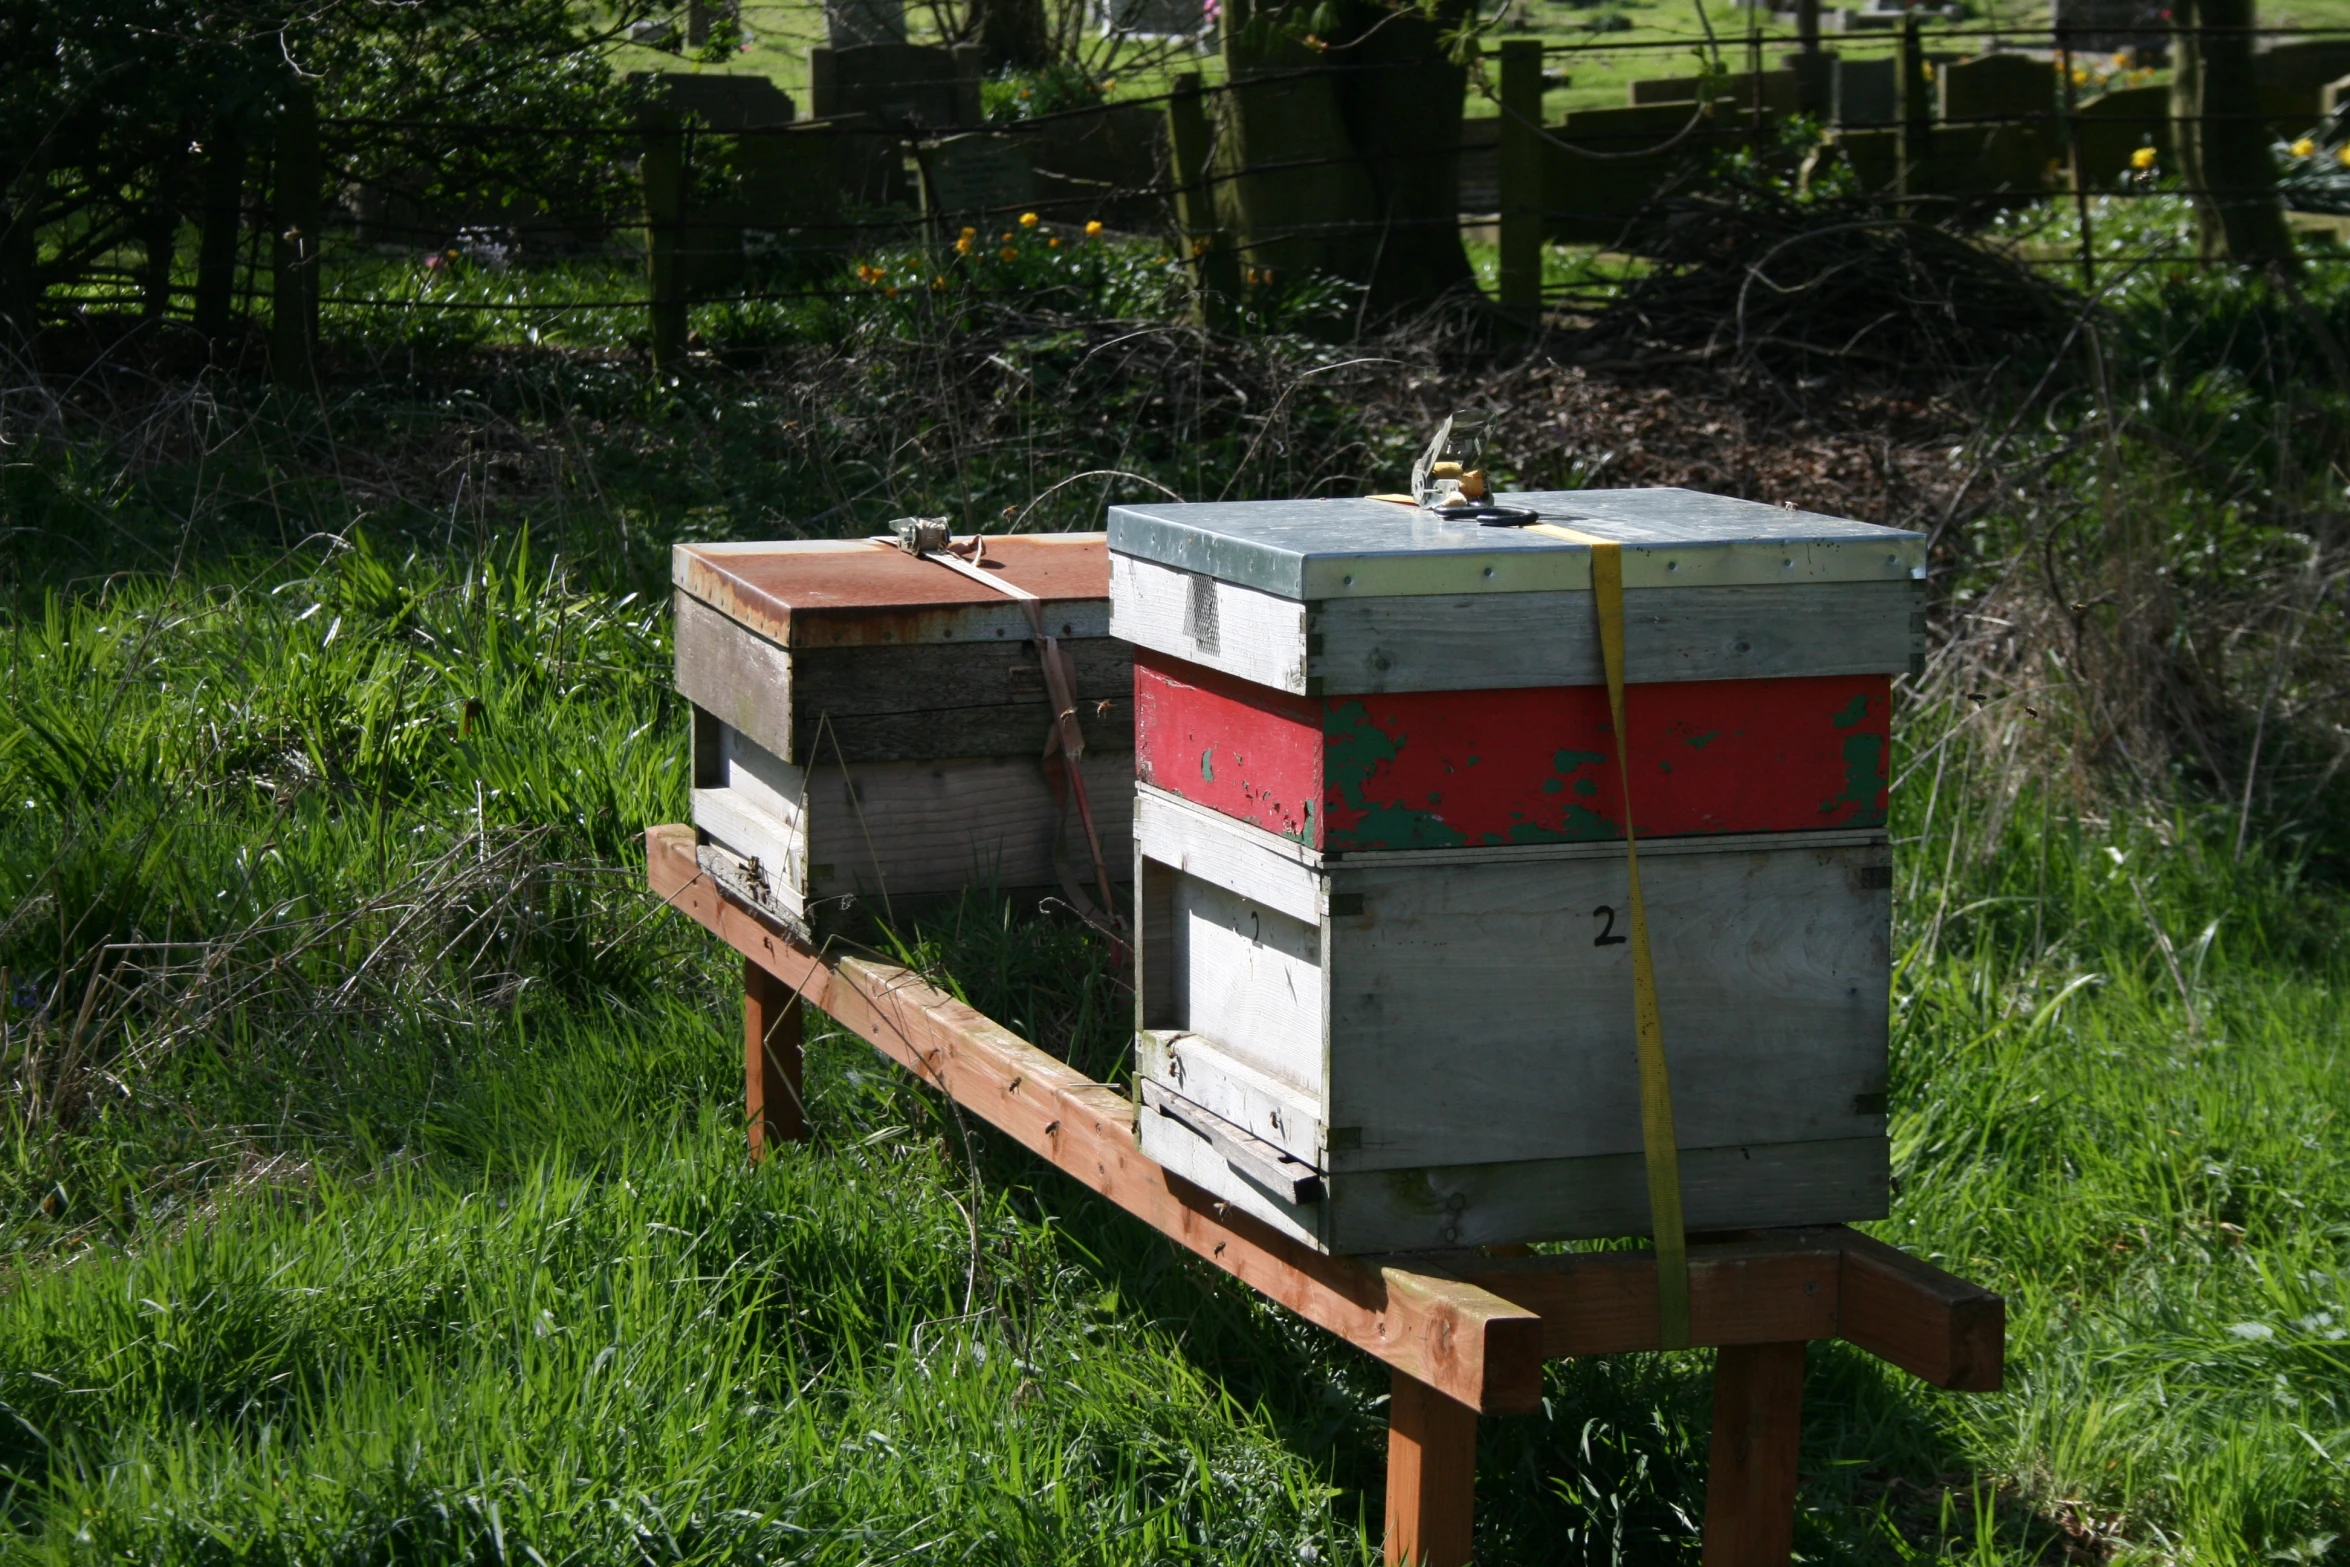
[{"x1": 18, "y1": 16, "x2": 2350, "y2": 367}]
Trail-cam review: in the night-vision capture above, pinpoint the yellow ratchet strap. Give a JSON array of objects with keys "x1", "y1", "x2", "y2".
[{"x1": 1529, "y1": 523, "x2": 1691, "y2": 1350}]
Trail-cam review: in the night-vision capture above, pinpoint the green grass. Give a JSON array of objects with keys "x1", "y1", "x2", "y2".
[
  {"x1": 6, "y1": 517, "x2": 2346, "y2": 1562},
  {"x1": 6, "y1": 232, "x2": 2350, "y2": 1560}
]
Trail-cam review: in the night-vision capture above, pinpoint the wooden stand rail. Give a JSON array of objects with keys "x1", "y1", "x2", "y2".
[{"x1": 648, "y1": 824, "x2": 2002, "y2": 1565}]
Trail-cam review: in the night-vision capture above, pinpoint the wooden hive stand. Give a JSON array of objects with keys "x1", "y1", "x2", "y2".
[{"x1": 649, "y1": 824, "x2": 2002, "y2": 1566}]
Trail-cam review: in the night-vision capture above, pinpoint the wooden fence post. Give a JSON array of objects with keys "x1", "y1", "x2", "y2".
[
  {"x1": 1700, "y1": 1342, "x2": 1807, "y2": 1566},
  {"x1": 1893, "y1": 17, "x2": 1929, "y2": 206},
  {"x1": 194, "y1": 120, "x2": 247, "y2": 347},
  {"x1": 1385, "y1": 1369, "x2": 1477, "y2": 1567},
  {"x1": 643, "y1": 108, "x2": 688, "y2": 373},
  {"x1": 745, "y1": 957, "x2": 806, "y2": 1158},
  {"x1": 1164, "y1": 73, "x2": 1241, "y2": 329},
  {"x1": 0, "y1": 142, "x2": 46, "y2": 345},
  {"x1": 1496, "y1": 38, "x2": 1544, "y2": 318},
  {"x1": 270, "y1": 79, "x2": 321, "y2": 392}
]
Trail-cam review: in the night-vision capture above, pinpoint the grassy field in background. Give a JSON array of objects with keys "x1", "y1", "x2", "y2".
[{"x1": 613, "y1": 0, "x2": 2350, "y2": 132}]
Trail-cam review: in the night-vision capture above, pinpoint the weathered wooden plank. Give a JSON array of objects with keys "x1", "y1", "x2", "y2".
[
  {"x1": 1385, "y1": 1371, "x2": 1479, "y2": 1567},
  {"x1": 1701, "y1": 1342, "x2": 1806, "y2": 1567},
  {"x1": 1110, "y1": 551, "x2": 1922, "y2": 696},
  {"x1": 1434, "y1": 1233, "x2": 1843, "y2": 1358},
  {"x1": 1321, "y1": 1137, "x2": 1887, "y2": 1254},
  {"x1": 1321, "y1": 840, "x2": 1891, "y2": 1170},
  {"x1": 647, "y1": 823, "x2": 1548, "y2": 1415},
  {"x1": 676, "y1": 591, "x2": 794, "y2": 763},
  {"x1": 1137, "y1": 1029, "x2": 1324, "y2": 1167},
  {"x1": 801, "y1": 753, "x2": 1134, "y2": 905},
  {"x1": 1169, "y1": 873, "x2": 1326, "y2": 1096},
  {"x1": 1138, "y1": 797, "x2": 1890, "y2": 1175},
  {"x1": 745, "y1": 957, "x2": 806, "y2": 1157},
  {"x1": 679, "y1": 593, "x2": 1131, "y2": 766},
  {"x1": 1139, "y1": 1080, "x2": 1324, "y2": 1204},
  {"x1": 691, "y1": 788, "x2": 807, "y2": 917},
  {"x1": 1837, "y1": 1229, "x2": 2005, "y2": 1391},
  {"x1": 1309, "y1": 579, "x2": 1922, "y2": 694},
  {"x1": 1108, "y1": 551, "x2": 1311, "y2": 694},
  {"x1": 1135, "y1": 787, "x2": 1322, "y2": 921}
]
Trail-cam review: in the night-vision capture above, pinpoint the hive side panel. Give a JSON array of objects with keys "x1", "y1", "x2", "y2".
[
  {"x1": 1322, "y1": 841, "x2": 1891, "y2": 1171},
  {"x1": 790, "y1": 637, "x2": 1132, "y2": 763},
  {"x1": 800, "y1": 754, "x2": 1134, "y2": 903},
  {"x1": 675, "y1": 591, "x2": 795, "y2": 763},
  {"x1": 1134, "y1": 786, "x2": 1322, "y2": 925},
  {"x1": 1171, "y1": 873, "x2": 1327, "y2": 1098},
  {"x1": 1306, "y1": 581, "x2": 1919, "y2": 694},
  {"x1": 1109, "y1": 553, "x2": 1311, "y2": 694},
  {"x1": 1324, "y1": 1136, "x2": 1890, "y2": 1252}
]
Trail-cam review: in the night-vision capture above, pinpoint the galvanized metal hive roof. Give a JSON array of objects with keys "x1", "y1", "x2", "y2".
[{"x1": 1106, "y1": 489, "x2": 1925, "y2": 601}]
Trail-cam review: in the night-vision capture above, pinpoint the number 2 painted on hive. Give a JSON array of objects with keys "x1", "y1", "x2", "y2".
[{"x1": 1591, "y1": 905, "x2": 1628, "y2": 947}]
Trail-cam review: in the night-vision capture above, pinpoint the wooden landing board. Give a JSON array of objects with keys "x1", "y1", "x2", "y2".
[
  {"x1": 1133, "y1": 648, "x2": 1891, "y2": 851},
  {"x1": 647, "y1": 822, "x2": 2004, "y2": 1409}
]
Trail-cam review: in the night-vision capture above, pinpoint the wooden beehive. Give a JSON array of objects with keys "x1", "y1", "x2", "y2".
[
  {"x1": 675, "y1": 535, "x2": 1132, "y2": 932},
  {"x1": 1111, "y1": 489, "x2": 1924, "y2": 1253}
]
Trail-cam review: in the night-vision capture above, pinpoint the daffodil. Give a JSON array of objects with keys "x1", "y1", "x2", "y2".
[
  {"x1": 2130, "y1": 146, "x2": 2158, "y2": 170},
  {"x1": 955, "y1": 236, "x2": 973, "y2": 254},
  {"x1": 999, "y1": 245, "x2": 1018, "y2": 262},
  {"x1": 2292, "y1": 138, "x2": 2317, "y2": 158},
  {"x1": 1084, "y1": 219, "x2": 1103, "y2": 238},
  {"x1": 2338, "y1": 143, "x2": 2350, "y2": 167},
  {"x1": 1019, "y1": 211, "x2": 1039, "y2": 227}
]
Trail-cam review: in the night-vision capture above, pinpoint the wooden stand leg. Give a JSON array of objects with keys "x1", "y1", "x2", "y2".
[
  {"x1": 744, "y1": 957, "x2": 805, "y2": 1158},
  {"x1": 1701, "y1": 1341, "x2": 1806, "y2": 1567},
  {"x1": 1385, "y1": 1368, "x2": 1477, "y2": 1567}
]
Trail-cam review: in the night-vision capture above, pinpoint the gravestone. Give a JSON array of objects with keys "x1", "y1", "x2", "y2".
[
  {"x1": 2258, "y1": 40, "x2": 2350, "y2": 128},
  {"x1": 808, "y1": 42, "x2": 982, "y2": 129},
  {"x1": 2050, "y1": 0, "x2": 2167, "y2": 57},
  {"x1": 1833, "y1": 55, "x2": 1895, "y2": 123},
  {"x1": 826, "y1": 0, "x2": 905, "y2": 47},
  {"x1": 916, "y1": 134, "x2": 1035, "y2": 222},
  {"x1": 633, "y1": 71, "x2": 798, "y2": 129},
  {"x1": 1627, "y1": 69, "x2": 1798, "y2": 112},
  {"x1": 1100, "y1": 0, "x2": 1207, "y2": 37},
  {"x1": 1939, "y1": 53, "x2": 2054, "y2": 121}
]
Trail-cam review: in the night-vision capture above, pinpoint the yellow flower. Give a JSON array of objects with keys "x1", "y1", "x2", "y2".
[
  {"x1": 960, "y1": 225, "x2": 977, "y2": 239},
  {"x1": 1019, "y1": 211, "x2": 1040, "y2": 227},
  {"x1": 954, "y1": 236, "x2": 973, "y2": 254},
  {"x1": 1102, "y1": 78, "x2": 1116, "y2": 90},
  {"x1": 1084, "y1": 219, "x2": 1103, "y2": 238},
  {"x1": 1048, "y1": 237, "x2": 1061, "y2": 248},
  {"x1": 2130, "y1": 146, "x2": 2158, "y2": 170},
  {"x1": 884, "y1": 285, "x2": 899, "y2": 297},
  {"x1": 2338, "y1": 144, "x2": 2350, "y2": 167},
  {"x1": 2292, "y1": 138, "x2": 2316, "y2": 158},
  {"x1": 930, "y1": 275, "x2": 947, "y2": 291},
  {"x1": 2071, "y1": 65, "x2": 2088, "y2": 84},
  {"x1": 2110, "y1": 50, "x2": 2129, "y2": 67},
  {"x1": 1001, "y1": 231, "x2": 1014, "y2": 241},
  {"x1": 856, "y1": 263, "x2": 885, "y2": 284},
  {"x1": 999, "y1": 246, "x2": 1018, "y2": 262}
]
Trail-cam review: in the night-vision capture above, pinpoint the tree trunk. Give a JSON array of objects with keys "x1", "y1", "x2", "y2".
[
  {"x1": 140, "y1": 134, "x2": 190, "y2": 322},
  {"x1": 1328, "y1": 0, "x2": 1477, "y2": 316},
  {"x1": 2173, "y1": 0, "x2": 2297, "y2": 270},
  {"x1": 973, "y1": 0, "x2": 1049, "y2": 72},
  {"x1": 0, "y1": 142, "x2": 45, "y2": 346},
  {"x1": 194, "y1": 119, "x2": 248, "y2": 346},
  {"x1": 1211, "y1": 0, "x2": 1474, "y2": 325}
]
